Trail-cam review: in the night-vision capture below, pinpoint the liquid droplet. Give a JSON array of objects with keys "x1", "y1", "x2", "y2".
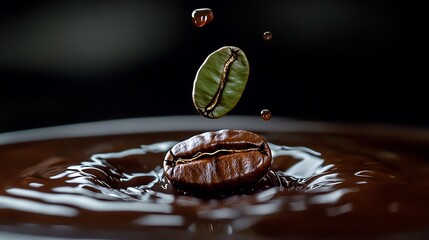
[
  {"x1": 263, "y1": 31, "x2": 272, "y2": 41},
  {"x1": 261, "y1": 109, "x2": 272, "y2": 121},
  {"x1": 192, "y1": 8, "x2": 214, "y2": 27}
]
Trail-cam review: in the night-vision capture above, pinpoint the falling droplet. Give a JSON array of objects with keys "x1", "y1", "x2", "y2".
[
  {"x1": 263, "y1": 31, "x2": 272, "y2": 41},
  {"x1": 191, "y1": 8, "x2": 214, "y2": 27},
  {"x1": 261, "y1": 109, "x2": 272, "y2": 121}
]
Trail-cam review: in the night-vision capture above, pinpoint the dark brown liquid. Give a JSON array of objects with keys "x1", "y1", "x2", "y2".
[
  {"x1": 264, "y1": 32, "x2": 273, "y2": 41},
  {"x1": 1, "y1": 130, "x2": 429, "y2": 239},
  {"x1": 260, "y1": 109, "x2": 272, "y2": 121},
  {"x1": 191, "y1": 8, "x2": 213, "y2": 28},
  {"x1": 263, "y1": 31, "x2": 272, "y2": 41}
]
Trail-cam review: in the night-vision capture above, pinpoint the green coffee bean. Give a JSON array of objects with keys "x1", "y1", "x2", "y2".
[{"x1": 192, "y1": 46, "x2": 250, "y2": 119}]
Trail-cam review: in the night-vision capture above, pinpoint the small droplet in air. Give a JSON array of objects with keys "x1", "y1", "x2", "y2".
[
  {"x1": 192, "y1": 8, "x2": 214, "y2": 27},
  {"x1": 260, "y1": 109, "x2": 272, "y2": 121},
  {"x1": 263, "y1": 31, "x2": 272, "y2": 41}
]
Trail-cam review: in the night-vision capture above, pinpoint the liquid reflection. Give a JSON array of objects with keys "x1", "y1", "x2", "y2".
[
  {"x1": 0, "y1": 195, "x2": 77, "y2": 217},
  {"x1": 268, "y1": 143, "x2": 342, "y2": 193},
  {"x1": 188, "y1": 222, "x2": 233, "y2": 235},
  {"x1": 269, "y1": 143, "x2": 325, "y2": 178},
  {"x1": 325, "y1": 202, "x2": 354, "y2": 217},
  {"x1": 6, "y1": 188, "x2": 173, "y2": 213},
  {"x1": 309, "y1": 188, "x2": 357, "y2": 205},
  {"x1": 135, "y1": 214, "x2": 185, "y2": 226}
]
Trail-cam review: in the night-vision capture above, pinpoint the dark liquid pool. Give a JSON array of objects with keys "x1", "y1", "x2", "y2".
[{"x1": 1, "y1": 129, "x2": 429, "y2": 239}]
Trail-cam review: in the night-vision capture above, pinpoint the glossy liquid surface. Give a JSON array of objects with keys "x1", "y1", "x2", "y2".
[{"x1": 1, "y1": 130, "x2": 429, "y2": 239}]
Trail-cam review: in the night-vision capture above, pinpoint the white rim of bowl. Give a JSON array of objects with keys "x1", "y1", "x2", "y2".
[{"x1": 1, "y1": 115, "x2": 428, "y2": 145}]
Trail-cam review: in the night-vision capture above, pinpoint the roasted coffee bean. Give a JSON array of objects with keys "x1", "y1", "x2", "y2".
[
  {"x1": 192, "y1": 46, "x2": 250, "y2": 119},
  {"x1": 163, "y1": 129, "x2": 272, "y2": 195}
]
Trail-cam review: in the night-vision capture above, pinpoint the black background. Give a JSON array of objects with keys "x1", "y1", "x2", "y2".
[{"x1": 0, "y1": 0, "x2": 417, "y2": 133}]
